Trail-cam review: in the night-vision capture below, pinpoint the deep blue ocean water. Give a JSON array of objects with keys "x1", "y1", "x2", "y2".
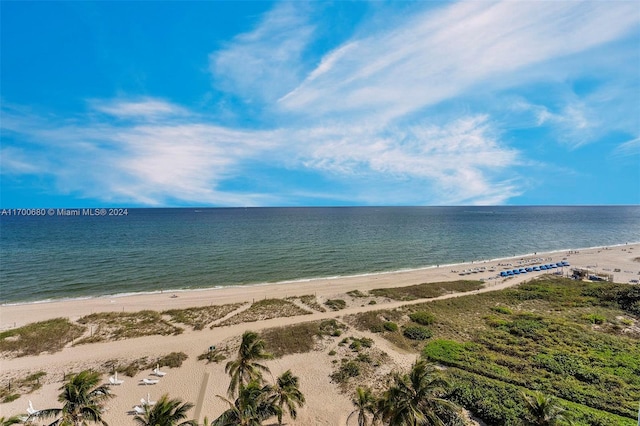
[{"x1": 1, "y1": 206, "x2": 639, "y2": 304}]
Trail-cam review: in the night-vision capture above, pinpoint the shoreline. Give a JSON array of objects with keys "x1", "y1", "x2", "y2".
[
  {"x1": 1, "y1": 242, "x2": 639, "y2": 424},
  {"x1": 2, "y1": 242, "x2": 638, "y2": 329},
  {"x1": 2, "y1": 241, "x2": 637, "y2": 309}
]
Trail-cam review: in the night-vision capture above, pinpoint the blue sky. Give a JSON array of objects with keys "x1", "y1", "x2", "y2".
[{"x1": 1, "y1": 1, "x2": 639, "y2": 207}]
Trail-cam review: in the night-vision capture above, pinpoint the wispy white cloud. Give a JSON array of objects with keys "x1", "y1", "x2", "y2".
[
  {"x1": 2, "y1": 101, "x2": 281, "y2": 206},
  {"x1": 613, "y1": 137, "x2": 640, "y2": 158},
  {"x1": 2, "y1": 1, "x2": 638, "y2": 206},
  {"x1": 1, "y1": 99, "x2": 520, "y2": 205},
  {"x1": 0, "y1": 147, "x2": 45, "y2": 174},
  {"x1": 513, "y1": 100, "x2": 599, "y2": 148},
  {"x1": 294, "y1": 115, "x2": 521, "y2": 205},
  {"x1": 91, "y1": 98, "x2": 188, "y2": 119},
  {"x1": 209, "y1": 2, "x2": 315, "y2": 104},
  {"x1": 279, "y1": 1, "x2": 639, "y2": 122}
]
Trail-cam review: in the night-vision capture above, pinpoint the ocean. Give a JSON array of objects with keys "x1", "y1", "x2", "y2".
[{"x1": 1, "y1": 206, "x2": 639, "y2": 304}]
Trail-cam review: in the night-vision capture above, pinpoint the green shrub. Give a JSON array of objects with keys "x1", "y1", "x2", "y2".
[
  {"x1": 484, "y1": 315, "x2": 509, "y2": 328},
  {"x1": 198, "y1": 349, "x2": 226, "y2": 364},
  {"x1": 491, "y1": 306, "x2": 513, "y2": 315},
  {"x1": 118, "y1": 360, "x2": 146, "y2": 377},
  {"x1": 349, "y1": 340, "x2": 362, "y2": 351},
  {"x1": 506, "y1": 314, "x2": 546, "y2": 338},
  {"x1": 383, "y1": 321, "x2": 398, "y2": 332},
  {"x1": 584, "y1": 313, "x2": 606, "y2": 324},
  {"x1": 324, "y1": 299, "x2": 347, "y2": 311},
  {"x1": 447, "y1": 369, "x2": 525, "y2": 425},
  {"x1": 356, "y1": 353, "x2": 372, "y2": 363},
  {"x1": 2, "y1": 393, "x2": 20, "y2": 403},
  {"x1": 318, "y1": 319, "x2": 347, "y2": 336},
  {"x1": 156, "y1": 352, "x2": 188, "y2": 368},
  {"x1": 409, "y1": 311, "x2": 435, "y2": 326},
  {"x1": 331, "y1": 360, "x2": 361, "y2": 383},
  {"x1": 423, "y1": 339, "x2": 466, "y2": 363},
  {"x1": 359, "y1": 337, "x2": 374, "y2": 348},
  {"x1": 403, "y1": 325, "x2": 432, "y2": 340}
]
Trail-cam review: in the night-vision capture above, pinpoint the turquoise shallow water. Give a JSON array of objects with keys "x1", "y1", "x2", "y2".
[{"x1": 1, "y1": 206, "x2": 639, "y2": 304}]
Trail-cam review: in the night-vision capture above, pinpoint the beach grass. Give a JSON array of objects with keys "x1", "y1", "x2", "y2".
[
  {"x1": 324, "y1": 299, "x2": 346, "y2": 311},
  {"x1": 344, "y1": 309, "x2": 414, "y2": 351},
  {"x1": 75, "y1": 310, "x2": 183, "y2": 343},
  {"x1": 329, "y1": 337, "x2": 389, "y2": 392},
  {"x1": 261, "y1": 319, "x2": 347, "y2": 358},
  {"x1": 346, "y1": 289, "x2": 368, "y2": 298},
  {"x1": 214, "y1": 298, "x2": 312, "y2": 327},
  {"x1": 104, "y1": 351, "x2": 188, "y2": 377},
  {"x1": 0, "y1": 371, "x2": 46, "y2": 403},
  {"x1": 197, "y1": 347, "x2": 227, "y2": 364},
  {"x1": 286, "y1": 294, "x2": 327, "y2": 312},
  {"x1": 0, "y1": 318, "x2": 85, "y2": 357},
  {"x1": 344, "y1": 309, "x2": 403, "y2": 333},
  {"x1": 163, "y1": 303, "x2": 244, "y2": 330},
  {"x1": 369, "y1": 280, "x2": 483, "y2": 301}
]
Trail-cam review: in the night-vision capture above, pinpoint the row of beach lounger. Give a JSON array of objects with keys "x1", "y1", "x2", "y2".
[{"x1": 500, "y1": 261, "x2": 570, "y2": 277}]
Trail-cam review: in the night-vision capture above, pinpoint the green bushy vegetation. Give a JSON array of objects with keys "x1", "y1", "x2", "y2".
[
  {"x1": 491, "y1": 306, "x2": 513, "y2": 315},
  {"x1": 408, "y1": 311, "x2": 435, "y2": 326},
  {"x1": 418, "y1": 278, "x2": 640, "y2": 424},
  {"x1": 447, "y1": 368, "x2": 635, "y2": 426},
  {"x1": 383, "y1": 321, "x2": 398, "y2": 331},
  {"x1": 348, "y1": 336, "x2": 374, "y2": 352},
  {"x1": 403, "y1": 325, "x2": 433, "y2": 340},
  {"x1": 331, "y1": 360, "x2": 360, "y2": 383}
]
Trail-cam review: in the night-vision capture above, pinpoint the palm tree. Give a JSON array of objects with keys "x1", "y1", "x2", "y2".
[
  {"x1": 30, "y1": 370, "x2": 113, "y2": 425},
  {"x1": 522, "y1": 391, "x2": 571, "y2": 426},
  {"x1": 377, "y1": 359, "x2": 461, "y2": 426},
  {"x1": 133, "y1": 394, "x2": 196, "y2": 426},
  {"x1": 272, "y1": 370, "x2": 305, "y2": 425},
  {"x1": 225, "y1": 331, "x2": 273, "y2": 396},
  {"x1": 347, "y1": 387, "x2": 376, "y2": 426},
  {"x1": 212, "y1": 380, "x2": 280, "y2": 426}
]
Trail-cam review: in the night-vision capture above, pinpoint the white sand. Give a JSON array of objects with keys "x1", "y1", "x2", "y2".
[{"x1": 1, "y1": 243, "x2": 638, "y2": 424}]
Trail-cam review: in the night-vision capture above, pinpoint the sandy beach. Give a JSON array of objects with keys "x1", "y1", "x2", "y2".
[{"x1": 1, "y1": 243, "x2": 639, "y2": 424}]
